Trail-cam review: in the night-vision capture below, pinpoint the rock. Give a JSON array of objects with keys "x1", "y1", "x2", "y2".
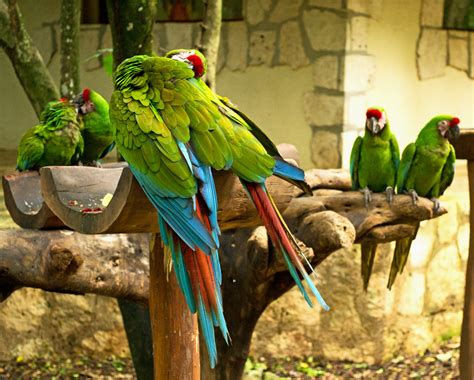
[
  {"x1": 426, "y1": 245, "x2": 465, "y2": 313},
  {"x1": 396, "y1": 273, "x2": 425, "y2": 316},
  {"x1": 469, "y1": 34, "x2": 474, "y2": 78},
  {"x1": 313, "y1": 55, "x2": 340, "y2": 90},
  {"x1": 269, "y1": 0, "x2": 303, "y2": 23},
  {"x1": 308, "y1": 0, "x2": 343, "y2": 9},
  {"x1": 246, "y1": 0, "x2": 272, "y2": 25},
  {"x1": 344, "y1": 93, "x2": 367, "y2": 127},
  {"x1": 303, "y1": 9, "x2": 347, "y2": 51},
  {"x1": 448, "y1": 36, "x2": 469, "y2": 71},
  {"x1": 417, "y1": 29, "x2": 447, "y2": 80},
  {"x1": 348, "y1": 17, "x2": 368, "y2": 51},
  {"x1": 402, "y1": 318, "x2": 434, "y2": 355},
  {"x1": 436, "y1": 202, "x2": 458, "y2": 244},
  {"x1": 279, "y1": 21, "x2": 309, "y2": 69},
  {"x1": 226, "y1": 22, "x2": 248, "y2": 71},
  {"x1": 0, "y1": 289, "x2": 129, "y2": 360},
  {"x1": 347, "y1": 0, "x2": 370, "y2": 14},
  {"x1": 431, "y1": 311, "x2": 463, "y2": 342},
  {"x1": 249, "y1": 31, "x2": 276, "y2": 66},
  {"x1": 304, "y1": 92, "x2": 344, "y2": 126},
  {"x1": 343, "y1": 54, "x2": 375, "y2": 92},
  {"x1": 311, "y1": 130, "x2": 340, "y2": 173},
  {"x1": 420, "y1": 0, "x2": 444, "y2": 27},
  {"x1": 409, "y1": 220, "x2": 435, "y2": 269},
  {"x1": 456, "y1": 223, "x2": 469, "y2": 261}
]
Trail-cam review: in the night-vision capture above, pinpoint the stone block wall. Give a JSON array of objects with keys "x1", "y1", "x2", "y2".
[{"x1": 417, "y1": 0, "x2": 474, "y2": 80}]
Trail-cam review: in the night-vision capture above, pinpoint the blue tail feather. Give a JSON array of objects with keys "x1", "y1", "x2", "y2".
[{"x1": 273, "y1": 158, "x2": 305, "y2": 181}]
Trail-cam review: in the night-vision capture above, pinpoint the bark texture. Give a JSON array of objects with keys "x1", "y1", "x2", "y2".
[
  {"x1": 60, "y1": 0, "x2": 81, "y2": 98},
  {"x1": 198, "y1": 0, "x2": 222, "y2": 90},
  {"x1": 0, "y1": 0, "x2": 59, "y2": 116}
]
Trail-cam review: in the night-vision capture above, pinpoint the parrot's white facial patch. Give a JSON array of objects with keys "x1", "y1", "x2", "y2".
[
  {"x1": 437, "y1": 120, "x2": 450, "y2": 138},
  {"x1": 170, "y1": 51, "x2": 195, "y2": 69}
]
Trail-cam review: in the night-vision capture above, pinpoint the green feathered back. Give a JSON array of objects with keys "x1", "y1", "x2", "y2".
[{"x1": 16, "y1": 100, "x2": 84, "y2": 171}]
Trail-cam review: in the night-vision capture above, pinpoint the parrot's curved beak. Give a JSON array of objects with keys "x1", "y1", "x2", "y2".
[
  {"x1": 367, "y1": 117, "x2": 380, "y2": 135},
  {"x1": 448, "y1": 124, "x2": 460, "y2": 141}
]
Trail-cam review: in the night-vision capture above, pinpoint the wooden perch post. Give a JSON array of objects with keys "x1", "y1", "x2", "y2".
[
  {"x1": 1, "y1": 146, "x2": 449, "y2": 379},
  {"x1": 452, "y1": 130, "x2": 474, "y2": 380}
]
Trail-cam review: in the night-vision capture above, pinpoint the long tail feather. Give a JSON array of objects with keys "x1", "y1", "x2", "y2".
[
  {"x1": 243, "y1": 181, "x2": 329, "y2": 310},
  {"x1": 387, "y1": 223, "x2": 420, "y2": 289},
  {"x1": 361, "y1": 243, "x2": 377, "y2": 291},
  {"x1": 273, "y1": 158, "x2": 312, "y2": 195}
]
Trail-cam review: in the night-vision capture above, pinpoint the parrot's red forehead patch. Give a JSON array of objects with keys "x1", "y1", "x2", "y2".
[
  {"x1": 83, "y1": 88, "x2": 91, "y2": 102},
  {"x1": 450, "y1": 117, "x2": 460, "y2": 127},
  {"x1": 187, "y1": 54, "x2": 204, "y2": 78},
  {"x1": 366, "y1": 109, "x2": 383, "y2": 120},
  {"x1": 59, "y1": 97, "x2": 68, "y2": 103}
]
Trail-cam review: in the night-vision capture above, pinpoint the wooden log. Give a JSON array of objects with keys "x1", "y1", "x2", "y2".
[
  {"x1": 0, "y1": 229, "x2": 149, "y2": 303},
  {"x1": 149, "y1": 237, "x2": 200, "y2": 380},
  {"x1": 2, "y1": 171, "x2": 63, "y2": 229},
  {"x1": 460, "y1": 159, "x2": 474, "y2": 380}
]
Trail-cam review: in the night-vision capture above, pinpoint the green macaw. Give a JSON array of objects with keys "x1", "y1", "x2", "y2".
[
  {"x1": 164, "y1": 49, "x2": 327, "y2": 309},
  {"x1": 350, "y1": 107, "x2": 400, "y2": 290},
  {"x1": 388, "y1": 115, "x2": 460, "y2": 289},
  {"x1": 73, "y1": 88, "x2": 114, "y2": 164},
  {"x1": 109, "y1": 54, "x2": 232, "y2": 368},
  {"x1": 16, "y1": 99, "x2": 84, "y2": 171}
]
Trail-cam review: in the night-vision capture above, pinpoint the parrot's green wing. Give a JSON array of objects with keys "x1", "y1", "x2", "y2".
[
  {"x1": 390, "y1": 134, "x2": 400, "y2": 177},
  {"x1": 350, "y1": 136, "x2": 363, "y2": 190},
  {"x1": 16, "y1": 126, "x2": 45, "y2": 170},
  {"x1": 439, "y1": 145, "x2": 456, "y2": 196},
  {"x1": 396, "y1": 143, "x2": 416, "y2": 193}
]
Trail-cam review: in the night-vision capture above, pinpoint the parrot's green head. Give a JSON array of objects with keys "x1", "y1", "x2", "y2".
[
  {"x1": 428, "y1": 115, "x2": 461, "y2": 141},
  {"x1": 365, "y1": 107, "x2": 387, "y2": 135},
  {"x1": 40, "y1": 98, "x2": 77, "y2": 128},
  {"x1": 165, "y1": 49, "x2": 207, "y2": 78},
  {"x1": 73, "y1": 88, "x2": 108, "y2": 116}
]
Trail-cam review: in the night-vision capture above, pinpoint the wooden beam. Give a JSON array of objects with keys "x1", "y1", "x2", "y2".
[
  {"x1": 460, "y1": 160, "x2": 474, "y2": 380},
  {"x1": 149, "y1": 237, "x2": 200, "y2": 380},
  {"x1": 451, "y1": 128, "x2": 474, "y2": 160}
]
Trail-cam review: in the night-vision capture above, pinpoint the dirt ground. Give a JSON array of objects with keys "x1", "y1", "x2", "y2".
[{"x1": 0, "y1": 338, "x2": 460, "y2": 379}]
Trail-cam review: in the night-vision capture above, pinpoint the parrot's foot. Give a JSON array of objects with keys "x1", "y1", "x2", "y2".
[
  {"x1": 431, "y1": 197, "x2": 441, "y2": 212},
  {"x1": 385, "y1": 186, "x2": 395, "y2": 205},
  {"x1": 406, "y1": 189, "x2": 419, "y2": 205},
  {"x1": 91, "y1": 160, "x2": 102, "y2": 168},
  {"x1": 360, "y1": 187, "x2": 373, "y2": 208}
]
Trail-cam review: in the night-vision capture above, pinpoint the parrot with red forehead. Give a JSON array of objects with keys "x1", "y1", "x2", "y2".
[
  {"x1": 350, "y1": 106, "x2": 400, "y2": 290},
  {"x1": 109, "y1": 54, "x2": 231, "y2": 368},
  {"x1": 164, "y1": 48, "x2": 327, "y2": 310},
  {"x1": 73, "y1": 88, "x2": 115, "y2": 164},
  {"x1": 16, "y1": 98, "x2": 84, "y2": 170},
  {"x1": 388, "y1": 115, "x2": 460, "y2": 289}
]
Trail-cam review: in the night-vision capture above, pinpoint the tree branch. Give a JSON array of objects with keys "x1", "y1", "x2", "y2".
[
  {"x1": 198, "y1": 0, "x2": 222, "y2": 90},
  {"x1": 60, "y1": 0, "x2": 81, "y2": 98},
  {"x1": 0, "y1": 0, "x2": 59, "y2": 116}
]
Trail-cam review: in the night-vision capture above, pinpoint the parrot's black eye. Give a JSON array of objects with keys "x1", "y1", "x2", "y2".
[{"x1": 438, "y1": 120, "x2": 449, "y2": 127}]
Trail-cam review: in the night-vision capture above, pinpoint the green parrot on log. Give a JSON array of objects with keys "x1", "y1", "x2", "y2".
[
  {"x1": 388, "y1": 115, "x2": 460, "y2": 289},
  {"x1": 350, "y1": 107, "x2": 400, "y2": 290},
  {"x1": 164, "y1": 49, "x2": 327, "y2": 309},
  {"x1": 73, "y1": 88, "x2": 115, "y2": 164},
  {"x1": 16, "y1": 98, "x2": 84, "y2": 171}
]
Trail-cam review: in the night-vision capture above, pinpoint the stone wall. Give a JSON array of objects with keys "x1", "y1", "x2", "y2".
[{"x1": 417, "y1": 0, "x2": 474, "y2": 80}]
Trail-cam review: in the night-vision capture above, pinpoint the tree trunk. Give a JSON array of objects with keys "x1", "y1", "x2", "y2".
[
  {"x1": 106, "y1": 0, "x2": 157, "y2": 69},
  {"x1": 198, "y1": 0, "x2": 222, "y2": 90},
  {"x1": 0, "y1": 0, "x2": 59, "y2": 117},
  {"x1": 60, "y1": 0, "x2": 81, "y2": 99}
]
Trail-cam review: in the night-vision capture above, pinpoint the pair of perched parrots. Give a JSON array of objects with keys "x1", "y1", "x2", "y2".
[
  {"x1": 16, "y1": 49, "x2": 328, "y2": 367},
  {"x1": 16, "y1": 88, "x2": 114, "y2": 170},
  {"x1": 350, "y1": 107, "x2": 460, "y2": 290}
]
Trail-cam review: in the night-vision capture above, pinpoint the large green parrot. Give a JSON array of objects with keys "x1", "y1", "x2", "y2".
[
  {"x1": 164, "y1": 49, "x2": 327, "y2": 310},
  {"x1": 388, "y1": 115, "x2": 460, "y2": 289},
  {"x1": 73, "y1": 88, "x2": 115, "y2": 164},
  {"x1": 350, "y1": 107, "x2": 400, "y2": 290},
  {"x1": 109, "y1": 55, "x2": 232, "y2": 367},
  {"x1": 16, "y1": 99, "x2": 84, "y2": 171}
]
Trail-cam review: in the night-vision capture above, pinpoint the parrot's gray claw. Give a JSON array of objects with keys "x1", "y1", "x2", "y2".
[
  {"x1": 91, "y1": 160, "x2": 102, "y2": 168},
  {"x1": 385, "y1": 186, "x2": 394, "y2": 205},
  {"x1": 407, "y1": 189, "x2": 419, "y2": 205},
  {"x1": 360, "y1": 187, "x2": 372, "y2": 208},
  {"x1": 431, "y1": 197, "x2": 441, "y2": 212}
]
